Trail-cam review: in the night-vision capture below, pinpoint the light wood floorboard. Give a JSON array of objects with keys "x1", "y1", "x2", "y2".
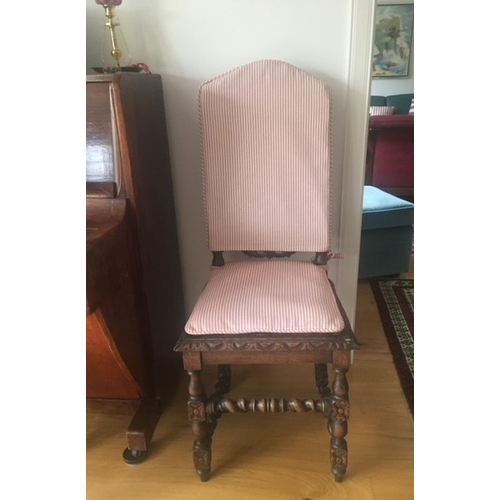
[{"x1": 87, "y1": 258, "x2": 414, "y2": 499}]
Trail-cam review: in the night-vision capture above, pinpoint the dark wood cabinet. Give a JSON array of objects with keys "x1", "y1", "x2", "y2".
[{"x1": 86, "y1": 73, "x2": 185, "y2": 463}]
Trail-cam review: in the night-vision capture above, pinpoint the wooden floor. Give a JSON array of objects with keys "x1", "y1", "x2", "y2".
[{"x1": 87, "y1": 258, "x2": 414, "y2": 500}]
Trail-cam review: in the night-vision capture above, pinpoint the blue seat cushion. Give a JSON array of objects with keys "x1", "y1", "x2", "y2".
[{"x1": 362, "y1": 186, "x2": 414, "y2": 230}]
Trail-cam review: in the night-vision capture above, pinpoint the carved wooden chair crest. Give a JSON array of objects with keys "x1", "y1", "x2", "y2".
[{"x1": 174, "y1": 60, "x2": 360, "y2": 482}]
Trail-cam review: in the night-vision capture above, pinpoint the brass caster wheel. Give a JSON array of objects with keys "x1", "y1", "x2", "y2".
[{"x1": 122, "y1": 448, "x2": 147, "y2": 465}]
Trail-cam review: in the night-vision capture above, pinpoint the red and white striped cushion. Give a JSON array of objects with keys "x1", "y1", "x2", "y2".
[
  {"x1": 199, "y1": 60, "x2": 331, "y2": 252},
  {"x1": 185, "y1": 260, "x2": 345, "y2": 335}
]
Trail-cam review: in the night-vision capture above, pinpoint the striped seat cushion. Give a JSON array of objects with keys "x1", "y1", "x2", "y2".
[{"x1": 185, "y1": 260, "x2": 345, "y2": 335}]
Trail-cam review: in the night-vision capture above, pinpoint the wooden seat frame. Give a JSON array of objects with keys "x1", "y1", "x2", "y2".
[{"x1": 174, "y1": 251, "x2": 360, "y2": 482}]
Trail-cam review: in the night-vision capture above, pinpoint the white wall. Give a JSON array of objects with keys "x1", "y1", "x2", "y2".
[{"x1": 86, "y1": 0, "x2": 373, "y2": 324}]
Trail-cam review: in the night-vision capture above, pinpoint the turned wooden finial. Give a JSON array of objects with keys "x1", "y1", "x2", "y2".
[
  {"x1": 313, "y1": 252, "x2": 328, "y2": 265},
  {"x1": 211, "y1": 251, "x2": 225, "y2": 266}
]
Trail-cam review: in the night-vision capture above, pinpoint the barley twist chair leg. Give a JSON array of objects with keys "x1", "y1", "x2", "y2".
[{"x1": 187, "y1": 370, "x2": 212, "y2": 482}]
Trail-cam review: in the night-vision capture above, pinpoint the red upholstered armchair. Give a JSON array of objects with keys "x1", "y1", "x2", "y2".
[{"x1": 365, "y1": 114, "x2": 414, "y2": 199}]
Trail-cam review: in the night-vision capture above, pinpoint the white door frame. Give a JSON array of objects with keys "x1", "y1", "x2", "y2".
[{"x1": 336, "y1": 0, "x2": 376, "y2": 327}]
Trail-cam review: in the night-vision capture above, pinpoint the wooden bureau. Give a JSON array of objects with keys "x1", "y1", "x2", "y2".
[{"x1": 86, "y1": 73, "x2": 185, "y2": 463}]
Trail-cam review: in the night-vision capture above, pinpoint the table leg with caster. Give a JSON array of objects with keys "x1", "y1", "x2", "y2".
[{"x1": 122, "y1": 399, "x2": 161, "y2": 465}]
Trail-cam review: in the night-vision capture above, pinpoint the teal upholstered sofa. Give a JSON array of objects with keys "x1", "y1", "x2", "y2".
[{"x1": 370, "y1": 94, "x2": 414, "y2": 115}]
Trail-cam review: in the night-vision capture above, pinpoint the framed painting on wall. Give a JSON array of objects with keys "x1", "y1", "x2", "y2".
[{"x1": 372, "y1": 3, "x2": 414, "y2": 78}]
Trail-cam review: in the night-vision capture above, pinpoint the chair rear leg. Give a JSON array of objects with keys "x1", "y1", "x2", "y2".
[
  {"x1": 315, "y1": 363, "x2": 331, "y2": 397},
  {"x1": 217, "y1": 364, "x2": 232, "y2": 393},
  {"x1": 207, "y1": 365, "x2": 232, "y2": 437},
  {"x1": 187, "y1": 370, "x2": 212, "y2": 481}
]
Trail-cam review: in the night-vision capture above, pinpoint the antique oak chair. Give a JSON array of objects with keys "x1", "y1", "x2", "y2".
[{"x1": 174, "y1": 60, "x2": 360, "y2": 483}]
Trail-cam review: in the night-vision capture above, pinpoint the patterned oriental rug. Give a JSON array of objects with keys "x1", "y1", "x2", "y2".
[{"x1": 370, "y1": 279, "x2": 414, "y2": 415}]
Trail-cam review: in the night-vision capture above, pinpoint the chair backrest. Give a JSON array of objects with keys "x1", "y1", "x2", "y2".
[{"x1": 199, "y1": 60, "x2": 332, "y2": 252}]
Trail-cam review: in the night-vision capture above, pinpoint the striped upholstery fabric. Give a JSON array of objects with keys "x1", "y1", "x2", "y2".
[
  {"x1": 185, "y1": 261, "x2": 345, "y2": 335},
  {"x1": 199, "y1": 60, "x2": 331, "y2": 252},
  {"x1": 409, "y1": 98, "x2": 414, "y2": 114}
]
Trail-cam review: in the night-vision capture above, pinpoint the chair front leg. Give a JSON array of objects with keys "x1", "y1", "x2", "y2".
[
  {"x1": 327, "y1": 352, "x2": 351, "y2": 482},
  {"x1": 187, "y1": 370, "x2": 211, "y2": 482}
]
